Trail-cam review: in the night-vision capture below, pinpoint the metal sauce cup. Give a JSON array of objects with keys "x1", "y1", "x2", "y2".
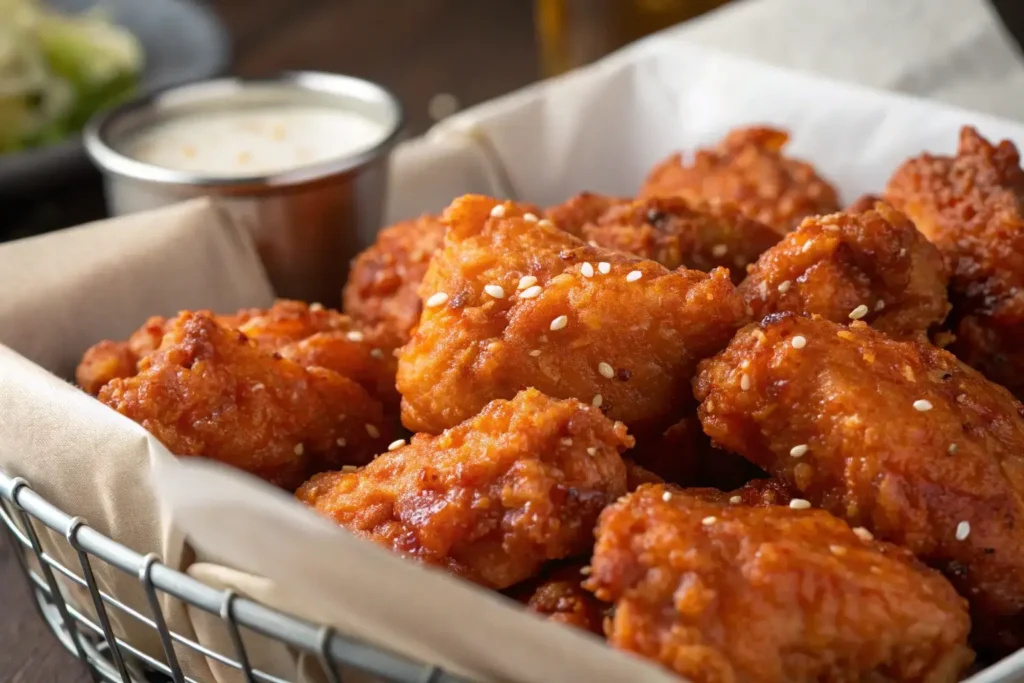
[{"x1": 85, "y1": 72, "x2": 404, "y2": 304}]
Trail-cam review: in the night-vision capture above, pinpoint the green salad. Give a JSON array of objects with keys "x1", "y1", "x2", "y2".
[{"x1": 0, "y1": 0, "x2": 143, "y2": 153}]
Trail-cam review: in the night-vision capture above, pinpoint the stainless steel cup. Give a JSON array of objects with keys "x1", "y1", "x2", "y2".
[{"x1": 84, "y1": 72, "x2": 404, "y2": 304}]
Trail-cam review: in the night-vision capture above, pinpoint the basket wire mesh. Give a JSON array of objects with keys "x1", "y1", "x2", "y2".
[{"x1": 0, "y1": 468, "x2": 468, "y2": 683}]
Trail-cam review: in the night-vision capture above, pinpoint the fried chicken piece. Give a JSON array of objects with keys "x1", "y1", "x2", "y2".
[
  {"x1": 543, "y1": 191, "x2": 629, "y2": 236},
  {"x1": 297, "y1": 389, "x2": 631, "y2": 589},
  {"x1": 549, "y1": 194, "x2": 782, "y2": 283},
  {"x1": 98, "y1": 312, "x2": 389, "y2": 490},
  {"x1": 640, "y1": 126, "x2": 841, "y2": 232},
  {"x1": 76, "y1": 341, "x2": 137, "y2": 395},
  {"x1": 397, "y1": 195, "x2": 746, "y2": 437},
  {"x1": 342, "y1": 215, "x2": 447, "y2": 346},
  {"x1": 738, "y1": 203, "x2": 950, "y2": 339},
  {"x1": 886, "y1": 126, "x2": 1024, "y2": 396},
  {"x1": 695, "y1": 314, "x2": 1024, "y2": 654},
  {"x1": 586, "y1": 484, "x2": 973, "y2": 683},
  {"x1": 509, "y1": 561, "x2": 606, "y2": 636}
]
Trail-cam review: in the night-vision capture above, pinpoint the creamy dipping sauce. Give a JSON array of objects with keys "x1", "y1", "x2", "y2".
[{"x1": 122, "y1": 105, "x2": 389, "y2": 177}]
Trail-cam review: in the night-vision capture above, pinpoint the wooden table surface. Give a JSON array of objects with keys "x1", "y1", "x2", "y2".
[{"x1": 3, "y1": 1, "x2": 1024, "y2": 682}]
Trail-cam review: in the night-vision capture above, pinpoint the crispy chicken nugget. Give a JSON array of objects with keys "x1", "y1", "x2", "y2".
[
  {"x1": 297, "y1": 389, "x2": 631, "y2": 589},
  {"x1": 886, "y1": 126, "x2": 1024, "y2": 396},
  {"x1": 695, "y1": 314, "x2": 1024, "y2": 654},
  {"x1": 509, "y1": 561, "x2": 607, "y2": 636},
  {"x1": 586, "y1": 484, "x2": 973, "y2": 683},
  {"x1": 397, "y1": 195, "x2": 746, "y2": 436},
  {"x1": 738, "y1": 203, "x2": 950, "y2": 339},
  {"x1": 549, "y1": 194, "x2": 782, "y2": 283},
  {"x1": 98, "y1": 312, "x2": 389, "y2": 490},
  {"x1": 640, "y1": 126, "x2": 841, "y2": 232},
  {"x1": 342, "y1": 215, "x2": 447, "y2": 345}
]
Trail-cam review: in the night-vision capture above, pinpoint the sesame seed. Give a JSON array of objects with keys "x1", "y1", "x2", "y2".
[
  {"x1": 598, "y1": 362, "x2": 615, "y2": 379},
  {"x1": 759, "y1": 281, "x2": 768, "y2": 300},
  {"x1": 310, "y1": 302, "x2": 324, "y2": 311},
  {"x1": 853, "y1": 527, "x2": 874, "y2": 542},
  {"x1": 550, "y1": 315, "x2": 568, "y2": 331},
  {"x1": 587, "y1": 447, "x2": 597, "y2": 456},
  {"x1": 778, "y1": 280, "x2": 792, "y2": 293},
  {"x1": 789, "y1": 498, "x2": 811, "y2": 510},
  {"x1": 336, "y1": 437, "x2": 347, "y2": 447},
  {"x1": 913, "y1": 399, "x2": 933, "y2": 412},
  {"x1": 898, "y1": 248, "x2": 906, "y2": 257},
  {"x1": 592, "y1": 394, "x2": 603, "y2": 408},
  {"x1": 538, "y1": 219, "x2": 555, "y2": 229},
  {"x1": 597, "y1": 262, "x2": 611, "y2": 274},
  {"x1": 370, "y1": 348, "x2": 385, "y2": 360},
  {"x1": 252, "y1": 383, "x2": 265, "y2": 391},
  {"x1": 849, "y1": 304, "x2": 869, "y2": 320},
  {"x1": 426, "y1": 292, "x2": 449, "y2": 308},
  {"x1": 956, "y1": 521, "x2": 971, "y2": 541},
  {"x1": 519, "y1": 285, "x2": 543, "y2": 299},
  {"x1": 484, "y1": 284, "x2": 506, "y2": 299},
  {"x1": 830, "y1": 545, "x2": 847, "y2": 556},
  {"x1": 791, "y1": 335, "x2": 807, "y2": 349},
  {"x1": 740, "y1": 374, "x2": 751, "y2": 391},
  {"x1": 518, "y1": 275, "x2": 538, "y2": 290},
  {"x1": 801, "y1": 240, "x2": 814, "y2": 253},
  {"x1": 490, "y1": 204, "x2": 506, "y2": 218},
  {"x1": 294, "y1": 443, "x2": 304, "y2": 455},
  {"x1": 711, "y1": 244, "x2": 728, "y2": 258},
  {"x1": 702, "y1": 516, "x2": 718, "y2": 526},
  {"x1": 388, "y1": 439, "x2": 406, "y2": 451},
  {"x1": 579, "y1": 566, "x2": 591, "y2": 576},
  {"x1": 790, "y1": 444, "x2": 809, "y2": 458},
  {"x1": 523, "y1": 213, "x2": 538, "y2": 222},
  {"x1": 729, "y1": 495, "x2": 742, "y2": 504},
  {"x1": 365, "y1": 423, "x2": 380, "y2": 438},
  {"x1": 346, "y1": 330, "x2": 365, "y2": 342},
  {"x1": 661, "y1": 491, "x2": 673, "y2": 502},
  {"x1": 948, "y1": 443, "x2": 958, "y2": 455},
  {"x1": 875, "y1": 300, "x2": 886, "y2": 311},
  {"x1": 581, "y1": 262, "x2": 595, "y2": 277},
  {"x1": 626, "y1": 270, "x2": 643, "y2": 282},
  {"x1": 551, "y1": 273, "x2": 573, "y2": 286},
  {"x1": 341, "y1": 464, "x2": 358, "y2": 472},
  {"x1": 561, "y1": 438, "x2": 573, "y2": 446},
  {"x1": 529, "y1": 349, "x2": 541, "y2": 357}
]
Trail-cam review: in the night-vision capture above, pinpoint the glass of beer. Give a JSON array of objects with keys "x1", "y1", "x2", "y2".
[{"x1": 535, "y1": 0, "x2": 732, "y2": 77}]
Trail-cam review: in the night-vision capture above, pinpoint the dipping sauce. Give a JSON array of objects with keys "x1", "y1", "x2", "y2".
[{"x1": 122, "y1": 105, "x2": 389, "y2": 177}]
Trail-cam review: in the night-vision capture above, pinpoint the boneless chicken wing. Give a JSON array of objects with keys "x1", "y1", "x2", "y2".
[
  {"x1": 548, "y1": 194, "x2": 782, "y2": 283},
  {"x1": 396, "y1": 195, "x2": 746, "y2": 437},
  {"x1": 738, "y1": 203, "x2": 950, "y2": 339},
  {"x1": 98, "y1": 312, "x2": 389, "y2": 490},
  {"x1": 640, "y1": 126, "x2": 840, "y2": 232},
  {"x1": 297, "y1": 389, "x2": 631, "y2": 589},
  {"x1": 886, "y1": 126, "x2": 1024, "y2": 397},
  {"x1": 586, "y1": 484, "x2": 973, "y2": 683},
  {"x1": 696, "y1": 314, "x2": 1024, "y2": 654},
  {"x1": 342, "y1": 215, "x2": 447, "y2": 346}
]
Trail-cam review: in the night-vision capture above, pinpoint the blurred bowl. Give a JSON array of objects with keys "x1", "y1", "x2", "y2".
[{"x1": 0, "y1": 0, "x2": 230, "y2": 196}]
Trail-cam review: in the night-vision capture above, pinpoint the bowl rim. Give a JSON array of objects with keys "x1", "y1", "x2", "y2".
[{"x1": 83, "y1": 71, "x2": 406, "y2": 189}]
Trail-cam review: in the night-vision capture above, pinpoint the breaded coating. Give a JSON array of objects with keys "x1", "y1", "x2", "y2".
[
  {"x1": 397, "y1": 194, "x2": 746, "y2": 437},
  {"x1": 640, "y1": 126, "x2": 840, "y2": 232},
  {"x1": 586, "y1": 484, "x2": 973, "y2": 683},
  {"x1": 98, "y1": 312, "x2": 389, "y2": 490},
  {"x1": 695, "y1": 315, "x2": 1024, "y2": 654},
  {"x1": 76, "y1": 341, "x2": 137, "y2": 396},
  {"x1": 886, "y1": 126, "x2": 1024, "y2": 396},
  {"x1": 543, "y1": 191, "x2": 628, "y2": 236},
  {"x1": 550, "y1": 194, "x2": 782, "y2": 283},
  {"x1": 342, "y1": 215, "x2": 447, "y2": 345},
  {"x1": 510, "y1": 561, "x2": 606, "y2": 636},
  {"x1": 297, "y1": 389, "x2": 631, "y2": 589},
  {"x1": 738, "y1": 203, "x2": 950, "y2": 339}
]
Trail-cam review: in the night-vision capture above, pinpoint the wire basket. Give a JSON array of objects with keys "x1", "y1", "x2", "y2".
[{"x1": 0, "y1": 467, "x2": 468, "y2": 683}]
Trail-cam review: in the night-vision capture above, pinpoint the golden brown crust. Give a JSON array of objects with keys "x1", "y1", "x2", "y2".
[
  {"x1": 886, "y1": 126, "x2": 1024, "y2": 396},
  {"x1": 509, "y1": 561, "x2": 607, "y2": 636},
  {"x1": 738, "y1": 204, "x2": 950, "y2": 339},
  {"x1": 98, "y1": 312, "x2": 390, "y2": 490},
  {"x1": 297, "y1": 389, "x2": 631, "y2": 589},
  {"x1": 397, "y1": 195, "x2": 746, "y2": 437},
  {"x1": 587, "y1": 484, "x2": 973, "y2": 683},
  {"x1": 544, "y1": 191, "x2": 629, "y2": 236},
  {"x1": 342, "y1": 216, "x2": 447, "y2": 346},
  {"x1": 695, "y1": 315, "x2": 1024, "y2": 654},
  {"x1": 75, "y1": 340, "x2": 137, "y2": 396},
  {"x1": 640, "y1": 126, "x2": 840, "y2": 232},
  {"x1": 551, "y1": 194, "x2": 782, "y2": 283}
]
